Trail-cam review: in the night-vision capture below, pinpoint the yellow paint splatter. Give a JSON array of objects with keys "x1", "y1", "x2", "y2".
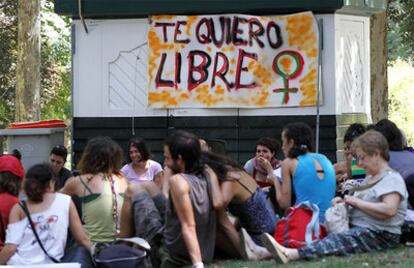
[
  {"x1": 151, "y1": 15, "x2": 177, "y2": 20},
  {"x1": 282, "y1": 13, "x2": 318, "y2": 59},
  {"x1": 250, "y1": 61, "x2": 273, "y2": 87},
  {"x1": 253, "y1": 89, "x2": 270, "y2": 106},
  {"x1": 193, "y1": 85, "x2": 224, "y2": 106},
  {"x1": 298, "y1": 67, "x2": 317, "y2": 106},
  {"x1": 279, "y1": 57, "x2": 292, "y2": 74},
  {"x1": 215, "y1": 86, "x2": 225, "y2": 95},
  {"x1": 186, "y1": 16, "x2": 198, "y2": 35},
  {"x1": 148, "y1": 90, "x2": 172, "y2": 104},
  {"x1": 148, "y1": 30, "x2": 174, "y2": 88},
  {"x1": 195, "y1": 85, "x2": 209, "y2": 95},
  {"x1": 179, "y1": 92, "x2": 190, "y2": 101},
  {"x1": 222, "y1": 46, "x2": 235, "y2": 52},
  {"x1": 166, "y1": 97, "x2": 178, "y2": 107}
]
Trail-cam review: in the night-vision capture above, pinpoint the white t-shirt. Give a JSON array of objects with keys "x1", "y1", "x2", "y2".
[
  {"x1": 6, "y1": 193, "x2": 71, "y2": 265},
  {"x1": 121, "y1": 160, "x2": 163, "y2": 183}
]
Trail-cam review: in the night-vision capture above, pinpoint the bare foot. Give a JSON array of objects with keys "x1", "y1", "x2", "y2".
[{"x1": 239, "y1": 228, "x2": 258, "y2": 260}]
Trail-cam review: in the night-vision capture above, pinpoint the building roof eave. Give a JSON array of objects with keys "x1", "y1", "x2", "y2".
[{"x1": 55, "y1": 0, "x2": 345, "y2": 19}]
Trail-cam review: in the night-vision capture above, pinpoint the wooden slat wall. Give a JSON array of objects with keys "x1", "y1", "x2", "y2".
[{"x1": 72, "y1": 115, "x2": 337, "y2": 168}]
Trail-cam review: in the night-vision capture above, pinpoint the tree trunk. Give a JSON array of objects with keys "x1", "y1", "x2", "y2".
[
  {"x1": 370, "y1": 11, "x2": 388, "y2": 123},
  {"x1": 15, "y1": 0, "x2": 41, "y2": 122}
]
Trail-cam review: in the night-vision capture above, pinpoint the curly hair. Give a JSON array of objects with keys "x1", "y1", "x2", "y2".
[
  {"x1": 77, "y1": 136, "x2": 123, "y2": 175},
  {"x1": 256, "y1": 137, "x2": 280, "y2": 155},
  {"x1": 0, "y1": 171, "x2": 21, "y2": 196}
]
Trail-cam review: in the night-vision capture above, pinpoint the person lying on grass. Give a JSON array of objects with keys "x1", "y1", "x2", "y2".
[{"x1": 261, "y1": 130, "x2": 408, "y2": 264}]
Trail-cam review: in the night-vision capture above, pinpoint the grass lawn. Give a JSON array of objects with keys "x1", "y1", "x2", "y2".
[{"x1": 209, "y1": 245, "x2": 414, "y2": 267}]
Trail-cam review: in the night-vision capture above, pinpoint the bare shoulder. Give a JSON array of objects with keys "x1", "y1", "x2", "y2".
[
  {"x1": 9, "y1": 203, "x2": 25, "y2": 223},
  {"x1": 282, "y1": 158, "x2": 298, "y2": 174},
  {"x1": 114, "y1": 173, "x2": 129, "y2": 188},
  {"x1": 60, "y1": 175, "x2": 82, "y2": 195},
  {"x1": 282, "y1": 158, "x2": 295, "y2": 168},
  {"x1": 169, "y1": 174, "x2": 190, "y2": 194}
]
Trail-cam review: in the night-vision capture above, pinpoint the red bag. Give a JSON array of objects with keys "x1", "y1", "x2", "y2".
[{"x1": 273, "y1": 202, "x2": 327, "y2": 248}]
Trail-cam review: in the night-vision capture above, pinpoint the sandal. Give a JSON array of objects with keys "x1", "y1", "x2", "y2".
[{"x1": 260, "y1": 233, "x2": 289, "y2": 264}]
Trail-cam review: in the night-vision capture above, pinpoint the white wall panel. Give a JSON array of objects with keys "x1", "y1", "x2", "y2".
[{"x1": 335, "y1": 14, "x2": 371, "y2": 115}]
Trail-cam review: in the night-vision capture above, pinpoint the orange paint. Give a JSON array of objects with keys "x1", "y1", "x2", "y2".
[
  {"x1": 195, "y1": 85, "x2": 209, "y2": 95},
  {"x1": 152, "y1": 15, "x2": 176, "y2": 20},
  {"x1": 179, "y1": 92, "x2": 190, "y2": 101},
  {"x1": 252, "y1": 63, "x2": 273, "y2": 87},
  {"x1": 148, "y1": 30, "x2": 174, "y2": 87},
  {"x1": 215, "y1": 86, "x2": 225, "y2": 95},
  {"x1": 149, "y1": 13, "x2": 319, "y2": 108},
  {"x1": 254, "y1": 89, "x2": 270, "y2": 106},
  {"x1": 279, "y1": 57, "x2": 292, "y2": 74},
  {"x1": 166, "y1": 97, "x2": 178, "y2": 106},
  {"x1": 298, "y1": 67, "x2": 317, "y2": 106},
  {"x1": 299, "y1": 68, "x2": 316, "y2": 84},
  {"x1": 222, "y1": 46, "x2": 235, "y2": 52},
  {"x1": 186, "y1": 16, "x2": 198, "y2": 35},
  {"x1": 282, "y1": 13, "x2": 318, "y2": 59}
]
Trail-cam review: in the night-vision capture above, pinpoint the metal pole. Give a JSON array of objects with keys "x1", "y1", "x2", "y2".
[{"x1": 315, "y1": 18, "x2": 323, "y2": 153}]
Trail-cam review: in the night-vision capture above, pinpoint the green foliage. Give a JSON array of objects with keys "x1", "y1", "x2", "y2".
[
  {"x1": 388, "y1": 60, "x2": 414, "y2": 146},
  {"x1": 0, "y1": 0, "x2": 71, "y2": 126},
  {"x1": 0, "y1": 0, "x2": 18, "y2": 128},
  {"x1": 387, "y1": 0, "x2": 414, "y2": 63},
  {"x1": 40, "y1": 0, "x2": 71, "y2": 121}
]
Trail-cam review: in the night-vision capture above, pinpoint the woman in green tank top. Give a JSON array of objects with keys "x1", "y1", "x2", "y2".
[{"x1": 61, "y1": 136, "x2": 129, "y2": 243}]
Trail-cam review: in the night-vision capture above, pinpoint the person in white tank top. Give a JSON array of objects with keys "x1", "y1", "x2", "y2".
[{"x1": 0, "y1": 163, "x2": 92, "y2": 265}]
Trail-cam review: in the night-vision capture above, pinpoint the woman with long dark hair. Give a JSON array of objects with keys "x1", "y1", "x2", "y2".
[
  {"x1": 267, "y1": 122, "x2": 336, "y2": 222},
  {"x1": 373, "y1": 119, "x2": 414, "y2": 207},
  {"x1": 0, "y1": 163, "x2": 91, "y2": 265},
  {"x1": 203, "y1": 151, "x2": 276, "y2": 260}
]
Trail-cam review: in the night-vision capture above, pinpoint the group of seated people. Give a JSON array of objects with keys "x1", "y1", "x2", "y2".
[{"x1": 0, "y1": 119, "x2": 411, "y2": 267}]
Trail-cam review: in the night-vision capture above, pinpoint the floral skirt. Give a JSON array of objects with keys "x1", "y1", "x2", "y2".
[{"x1": 298, "y1": 226, "x2": 400, "y2": 259}]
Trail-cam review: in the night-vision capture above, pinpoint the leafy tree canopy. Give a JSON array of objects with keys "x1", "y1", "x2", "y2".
[
  {"x1": 0, "y1": 0, "x2": 71, "y2": 128},
  {"x1": 388, "y1": 0, "x2": 414, "y2": 63}
]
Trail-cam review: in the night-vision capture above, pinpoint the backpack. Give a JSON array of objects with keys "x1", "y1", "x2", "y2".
[{"x1": 273, "y1": 201, "x2": 327, "y2": 248}]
